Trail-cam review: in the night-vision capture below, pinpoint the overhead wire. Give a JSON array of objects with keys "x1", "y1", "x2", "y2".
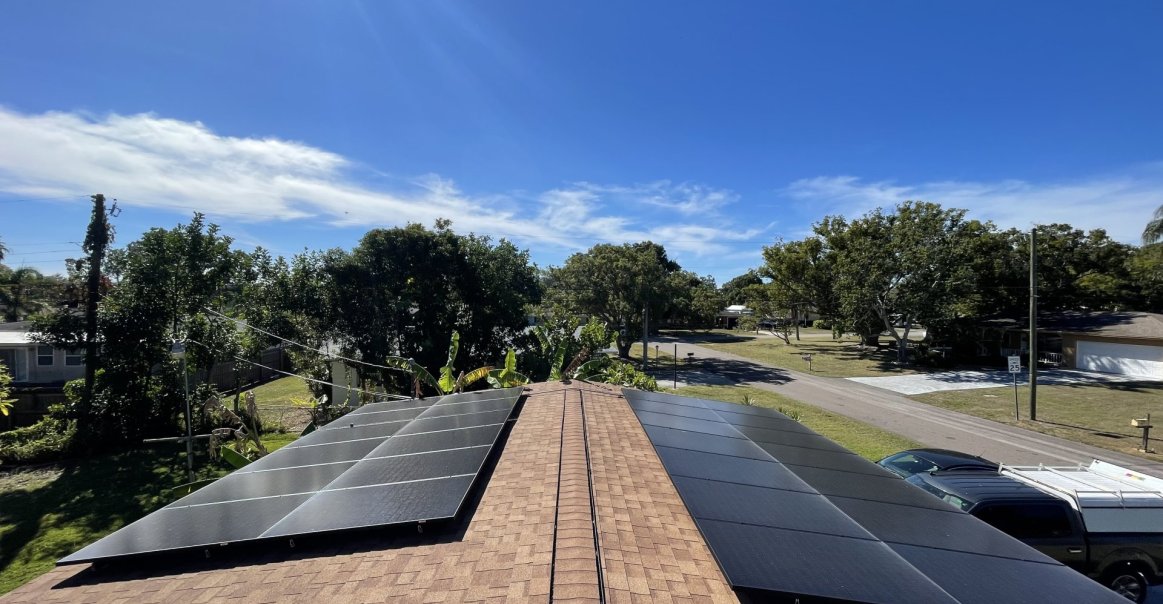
[
  {"x1": 202, "y1": 306, "x2": 411, "y2": 375},
  {"x1": 184, "y1": 337, "x2": 411, "y2": 401}
]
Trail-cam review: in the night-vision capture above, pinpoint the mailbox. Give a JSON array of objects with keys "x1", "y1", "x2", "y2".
[{"x1": 1132, "y1": 418, "x2": 1153, "y2": 428}]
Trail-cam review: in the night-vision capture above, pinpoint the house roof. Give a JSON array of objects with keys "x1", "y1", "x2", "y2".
[
  {"x1": 3, "y1": 382, "x2": 1126, "y2": 603},
  {"x1": 980, "y1": 310, "x2": 1163, "y2": 340},
  {"x1": 0, "y1": 321, "x2": 33, "y2": 345},
  {"x1": 3, "y1": 382, "x2": 736, "y2": 604}
]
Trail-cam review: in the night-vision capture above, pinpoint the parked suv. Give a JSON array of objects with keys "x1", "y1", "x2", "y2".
[{"x1": 907, "y1": 467, "x2": 1163, "y2": 602}]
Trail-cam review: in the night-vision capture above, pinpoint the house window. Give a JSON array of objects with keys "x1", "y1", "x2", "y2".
[
  {"x1": 37, "y1": 346, "x2": 54, "y2": 366},
  {"x1": 65, "y1": 350, "x2": 84, "y2": 366}
]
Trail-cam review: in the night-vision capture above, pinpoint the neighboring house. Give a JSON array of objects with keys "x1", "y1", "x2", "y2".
[
  {"x1": 0, "y1": 321, "x2": 85, "y2": 385},
  {"x1": 978, "y1": 311, "x2": 1163, "y2": 378},
  {"x1": 7, "y1": 382, "x2": 1124, "y2": 603},
  {"x1": 715, "y1": 303, "x2": 753, "y2": 328}
]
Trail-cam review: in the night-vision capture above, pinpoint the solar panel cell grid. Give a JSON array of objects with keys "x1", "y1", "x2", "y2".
[
  {"x1": 622, "y1": 387, "x2": 1115, "y2": 603},
  {"x1": 59, "y1": 387, "x2": 524, "y2": 564}
]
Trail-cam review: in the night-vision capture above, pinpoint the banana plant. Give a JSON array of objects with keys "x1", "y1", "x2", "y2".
[
  {"x1": 385, "y1": 331, "x2": 494, "y2": 396},
  {"x1": 487, "y1": 348, "x2": 530, "y2": 388}
]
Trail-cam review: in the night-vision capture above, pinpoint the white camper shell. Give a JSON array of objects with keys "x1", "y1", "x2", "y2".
[{"x1": 1000, "y1": 460, "x2": 1163, "y2": 533}]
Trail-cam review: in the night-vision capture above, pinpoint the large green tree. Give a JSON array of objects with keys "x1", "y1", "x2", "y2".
[
  {"x1": 325, "y1": 222, "x2": 540, "y2": 384},
  {"x1": 544, "y1": 241, "x2": 683, "y2": 358},
  {"x1": 810, "y1": 202, "x2": 993, "y2": 360},
  {"x1": 35, "y1": 214, "x2": 246, "y2": 444}
]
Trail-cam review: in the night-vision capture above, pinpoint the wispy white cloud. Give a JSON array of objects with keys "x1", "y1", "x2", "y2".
[
  {"x1": 0, "y1": 107, "x2": 760, "y2": 264},
  {"x1": 784, "y1": 169, "x2": 1163, "y2": 243},
  {"x1": 571, "y1": 181, "x2": 740, "y2": 216}
]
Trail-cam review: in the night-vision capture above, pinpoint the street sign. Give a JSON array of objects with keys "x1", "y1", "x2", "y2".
[{"x1": 1008, "y1": 355, "x2": 1022, "y2": 421}]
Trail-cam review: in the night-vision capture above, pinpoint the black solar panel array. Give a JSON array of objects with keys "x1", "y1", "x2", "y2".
[
  {"x1": 60, "y1": 387, "x2": 524, "y2": 565},
  {"x1": 623, "y1": 389, "x2": 1126, "y2": 604}
]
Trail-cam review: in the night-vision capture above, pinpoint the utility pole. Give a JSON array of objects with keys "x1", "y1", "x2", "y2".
[
  {"x1": 1029, "y1": 227, "x2": 1038, "y2": 421},
  {"x1": 82, "y1": 194, "x2": 114, "y2": 435},
  {"x1": 642, "y1": 305, "x2": 649, "y2": 375}
]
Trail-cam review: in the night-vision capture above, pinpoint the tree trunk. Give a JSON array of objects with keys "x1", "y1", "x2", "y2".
[
  {"x1": 616, "y1": 337, "x2": 632, "y2": 359},
  {"x1": 862, "y1": 334, "x2": 879, "y2": 347}
]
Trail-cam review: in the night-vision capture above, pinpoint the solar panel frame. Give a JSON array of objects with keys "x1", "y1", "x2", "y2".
[
  {"x1": 59, "y1": 387, "x2": 525, "y2": 565},
  {"x1": 623, "y1": 387, "x2": 1117, "y2": 603}
]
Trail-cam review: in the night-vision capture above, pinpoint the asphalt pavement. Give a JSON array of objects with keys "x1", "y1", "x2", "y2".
[{"x1": 651, "y1": 335, "x2": 1163, "y2": 475}]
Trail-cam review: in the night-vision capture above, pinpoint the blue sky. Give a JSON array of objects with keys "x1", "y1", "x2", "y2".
[{"x1": 1, "y1": 1, "x2": 1161, "y2": 283}]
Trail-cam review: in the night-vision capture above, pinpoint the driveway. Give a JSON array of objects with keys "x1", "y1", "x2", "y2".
[
  {"x1": 652, "y1": 335, "x2": 1163, "y2": 475},
  {"x1": 847, "y1": 368, "x2": 1163, "y2": 395}
]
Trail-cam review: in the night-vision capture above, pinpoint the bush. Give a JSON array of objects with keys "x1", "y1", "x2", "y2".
[
  {"x1": 812, "y1": 319, "x2": 832, "y2": 330},
  {"x1": 0, "y1": 416, "x2": 77, "y2": 465}
]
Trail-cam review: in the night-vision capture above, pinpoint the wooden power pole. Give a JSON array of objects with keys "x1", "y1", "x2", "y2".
[{"x1": 1029, "y1": 227, "x2": 1038, "y2": 421}]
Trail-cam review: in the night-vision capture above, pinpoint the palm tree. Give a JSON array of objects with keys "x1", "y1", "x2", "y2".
[
  {"x1": 0, "y1": 267, "x2": 47, "y2": 322},
  {"x1": 1144, "y1": 206, "x2": 1163, "y2": 245}
]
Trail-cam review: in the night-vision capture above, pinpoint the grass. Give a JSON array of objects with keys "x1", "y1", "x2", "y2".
[
  {"x1": 672, "y1": 383, "x2": 922, "y2": 460},
  {"x1": 628, "y1": 342, "x2": 675, "y2": 363},
  {"x1": 912, "y1": 381, "x2": 1163, "y2": 460},
  {"x1": 247, "y1": 375, "x2": 315, "y2": 407},
  {"x1": 667, "y1": 328, "x2": 926, "y2": 378},
  {"x1": 0, "y1": 432, "x2": 296, "y2": 595}
]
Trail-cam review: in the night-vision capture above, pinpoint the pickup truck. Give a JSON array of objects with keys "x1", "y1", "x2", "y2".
[{"x1": 906, "y1": 460, "x2": 1163, "y2": 603}]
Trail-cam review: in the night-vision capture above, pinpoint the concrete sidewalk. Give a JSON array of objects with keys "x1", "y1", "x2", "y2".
[
  {"x1": 651, "y1": 335, "x2": 1163, "y2": 475},
  {"x1": 849, "y1": 368, "x2": 1163, "y2": 395}
]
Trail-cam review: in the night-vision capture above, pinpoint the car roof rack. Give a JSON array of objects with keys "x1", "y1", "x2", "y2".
[{"x1": 999, "y1": 460, "x2": 1163, "y2": 533}]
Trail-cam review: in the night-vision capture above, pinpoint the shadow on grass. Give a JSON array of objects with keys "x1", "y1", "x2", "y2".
[
  {"x1": 652, "y1": 356, "x2": 793, "y2": 386},
  {"x1": 0, "y1": 446, "x2": 227, "y2": 590},
  {"x1": 656, "y1": 330, "x2": 752, "y2": 344}
]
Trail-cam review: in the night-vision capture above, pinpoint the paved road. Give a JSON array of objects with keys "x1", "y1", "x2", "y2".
[{"x1": 653, "y1": 336, "x2": 1163, "y2": 475}]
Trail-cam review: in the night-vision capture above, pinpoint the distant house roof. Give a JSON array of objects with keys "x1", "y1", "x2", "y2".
[
  {"x1": 718, "y1": 305, "x2": 753, "y2": 317},
  {"x1": 0, "y1": 321, "x2": 33, "y2": 345},
  {"x1": 981, "y1": 311, "x2": 1163, "y2": 340},
  {"x1": 5, "y1": 382, "x2": 1125, "y2": 603}
]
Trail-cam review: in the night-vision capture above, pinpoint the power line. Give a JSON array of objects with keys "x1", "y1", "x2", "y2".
[
  {"x1": 185, "y1": 337, "x2": 410, "y2": 401},
  {"x1": 202, "y1": 306, "x2": 410, "y2": 376}
]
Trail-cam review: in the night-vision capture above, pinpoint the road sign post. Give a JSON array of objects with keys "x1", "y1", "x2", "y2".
[{"x1": 1008, "y1": 355, "x2": 1022, "y2": 420}]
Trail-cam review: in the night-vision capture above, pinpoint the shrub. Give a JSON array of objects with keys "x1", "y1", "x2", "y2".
[
  {"x1": 0, "y1": 416, "x2": 77, "y2": 465},
  {"x1": 812, "y1": 319, "x2": 832, "y2": 330},
  {"x1": 777, "y1": 406, "x2": 803, "y2": 422}
]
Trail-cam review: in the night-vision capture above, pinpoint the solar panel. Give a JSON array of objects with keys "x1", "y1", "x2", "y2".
[
  {"x1": 653, "y1": 446, "x2": 816, "y2": 492},
  {"x1": 60, "y1": 386, "x2": 524, "y2": 565},
  {"x1": 623, "y1": 387, "x2": 1125, "y2": 603}
]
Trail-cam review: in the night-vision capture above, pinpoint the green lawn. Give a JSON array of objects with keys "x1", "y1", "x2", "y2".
[
  {"x1": 247, "y1": 375, "x2": 315, "y2": 407},
  {"x1": 668, "y1": 329, "x2": 926, "y2": 378},
  {"x1": 0, "y1": 432, "x2": 296, "y2": 595},
  {"x1": 912, "y1": 381, "x2": 1163, "y2": 460},
  {"x1": 672, "y1": 384, "x2": 922, "y2": 460}
]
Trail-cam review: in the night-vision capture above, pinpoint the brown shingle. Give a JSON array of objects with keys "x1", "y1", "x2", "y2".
[{"x1": 2, "y1": 383, "x2": 735, "y2": 603}]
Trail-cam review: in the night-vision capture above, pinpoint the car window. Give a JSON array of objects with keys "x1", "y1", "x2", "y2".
[
  {"x1": 882, "y1": 453, "x2": 939, "y2": 478},
  {"x1": 905, "y1": 475, "x2": 973, "y2": 511},
  {"x1": 973, "y1": 504, "x2": 1073, "y2": 539}
]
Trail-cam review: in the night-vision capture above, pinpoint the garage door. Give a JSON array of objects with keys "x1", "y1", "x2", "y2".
[{"x1": 1076, "y1": 340, "x2": 1163, "y2": 378}]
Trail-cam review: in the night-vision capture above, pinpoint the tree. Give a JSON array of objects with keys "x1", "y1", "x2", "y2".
[
  {"x1": 820, "y1": 202, "x2": 988, "y2": 362},
  {"x1": 0, "y1": 267, "x2": 53, "y2": 322},
  {"x1": 35, "y1": 214, "x2": 246, "y2": 445},
  {"x1": 1144, "y1": 206, "x2": 1163, "y2": 245},
  {"x1": 720, "y1": 271, "x2": 762, "y2": 305},
  {"x1": 544, "y1": 242, "x2": 683, "y2": 358},
  {"x1": 761, "y1": 236, "x2": 841, "y2": 333},
  {"x1": 326, "y1": 222, "x2": 539, "y2": 386},
  {"x1": 81, "y1": 193, "x2": 114, "y2": 426},
  {"x1": 666, "y1": 272, "x2": 722, "y2": 329}
]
